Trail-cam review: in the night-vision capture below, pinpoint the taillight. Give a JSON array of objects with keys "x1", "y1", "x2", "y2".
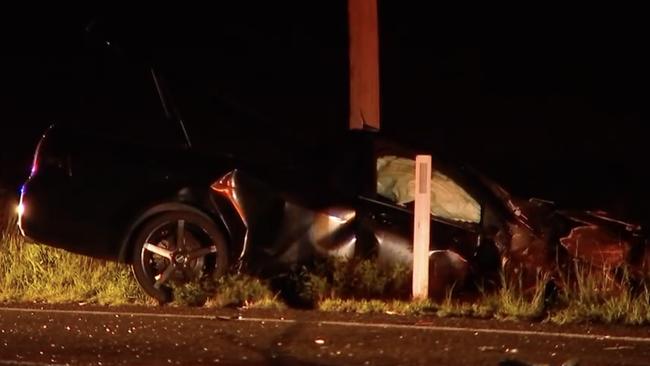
[
  {"x1": 17, "y1": 184, "x2": 26, "y2": 235},
  {"x1": 29, "y1": 138, "x2": 44, "y2": 177},
  {"x1": 29, "y1": 125, "x2": 55, "y2": 177}
]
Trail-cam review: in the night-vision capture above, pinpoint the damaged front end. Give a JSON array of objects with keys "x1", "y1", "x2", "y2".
[
  {"x1": 208, "y1": 150, "x2": 649, "y2": 300},
  {"x1": 488, "y1": 181, "x2": 648, "y2": 292},
  {"x1": 208, "y1": 167, "x2": 483, "y2": 298},
  {"x1": 558, "y1": 210, "x2": 647, "y2": 274}
]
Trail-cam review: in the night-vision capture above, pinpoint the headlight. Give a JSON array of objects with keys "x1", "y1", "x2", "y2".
[{"x1": 15, "y1": 203, "x2": 25, "y2": 216}]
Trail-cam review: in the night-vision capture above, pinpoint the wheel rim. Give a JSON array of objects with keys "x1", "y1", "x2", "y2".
[{"x1": 139, "y1": 219, "x2": 220, "y2": 291}]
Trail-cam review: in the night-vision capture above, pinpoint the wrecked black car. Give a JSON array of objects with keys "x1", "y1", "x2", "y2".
[
  {"x1": 18, "y1": 117, "x2": 649, "y2": 302},
  {"x1": 17, "y1": 17, "x2": 650, "y2": 303}
]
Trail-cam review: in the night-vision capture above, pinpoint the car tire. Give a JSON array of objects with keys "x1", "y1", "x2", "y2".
[{"x1": 131, "y1": 210, "x2": 229, "y2": 303}]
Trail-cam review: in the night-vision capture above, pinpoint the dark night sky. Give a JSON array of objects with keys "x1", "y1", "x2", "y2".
[{"x1": 2, "y1": 4, "x2": 650, "y2": 222}]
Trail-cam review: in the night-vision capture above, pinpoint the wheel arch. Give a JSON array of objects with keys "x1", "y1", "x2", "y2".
[{"x1": 117, "y1": 200, "x2": 242, "y2": 264}]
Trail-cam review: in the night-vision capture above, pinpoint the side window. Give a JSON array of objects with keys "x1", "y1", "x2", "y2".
[
  {"x1": 376, "y1": 155, "x2": 482, "y2": 224},
  {"x1": 75, "y1": 45, "x2": 182, "y2": 148}
]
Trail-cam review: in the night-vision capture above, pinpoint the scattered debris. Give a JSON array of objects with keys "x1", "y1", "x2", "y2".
[
  {"x1": 603, "y1": 345, "x2": 635, "y2": 351},
  {"x1": 478, "y1": 346, "x2": 498, "y2": 352}
]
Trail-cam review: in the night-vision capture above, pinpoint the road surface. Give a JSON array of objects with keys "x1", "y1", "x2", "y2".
[{"x1": 1, "y1": 304, "x2": 650, "y2": 365}]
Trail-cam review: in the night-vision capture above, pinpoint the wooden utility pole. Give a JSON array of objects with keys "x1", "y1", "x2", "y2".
[
  {"x1": 413, "y1": 155, "x2": 432, "y2": 300},
  {"x1": 348, "y1": 0, "x2": 380, "y2": 130}
]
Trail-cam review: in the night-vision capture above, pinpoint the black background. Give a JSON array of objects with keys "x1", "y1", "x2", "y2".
[{"x1": 1, "y1": 4, "x2": 649, "y2": 223}]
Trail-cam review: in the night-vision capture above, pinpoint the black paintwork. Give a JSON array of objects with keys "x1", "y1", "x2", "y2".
[
  {"x1": 20, "y1": 17, "x2": 645, "y2": 284},
  {"x1": 18, "y1": 111, "x2": 509, "y2": 266}
]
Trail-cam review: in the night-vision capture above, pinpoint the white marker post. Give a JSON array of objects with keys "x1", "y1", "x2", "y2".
[{"x1": 413, "y1": 155, "x2": 432, "y2": 300}]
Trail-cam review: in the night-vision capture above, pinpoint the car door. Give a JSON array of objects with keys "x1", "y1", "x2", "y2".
[
  {"x1": 57, "y1": 43, "x2": 188, "y2": 257},
  {"x1": 356, "y1": 137, "x2": 483, "y2": 263}
]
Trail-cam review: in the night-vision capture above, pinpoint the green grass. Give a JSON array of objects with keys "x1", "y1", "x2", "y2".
[
  {"x1": 0, "y1": 221, "x2": 282, "y2": 308},
  {"x1": 3, "y1": 218, "x2": 650, "y2": 324},
  {"x1": 313, "y1": 260, "x2": 650, "y2": 325},
  {"x1": 549, "y1": 263, "x2": 650, "y2": 325},
  {"x1": 0, "y1": 223, "x2": 149, "y2": 305},
  {"x1": 316, "y1": 269, "x2": 545, "y2": 320},
  {"x1": 294, "y1": 258, "x2": 412, "y2": 303},
  {"x1": 319, "y1": 298, "x2": 438, "y2": 315},
  {"x1": 203, "y1": 274, "x2": 284, "y2": 309}
]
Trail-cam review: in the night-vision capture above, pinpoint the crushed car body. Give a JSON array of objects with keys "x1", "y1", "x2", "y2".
[
  {"x1": 18, "y1": 118, "x2": 649, "y2": 302},
  {"x1": 199, "y1": 136, "x2": 649, "y2": 299}
]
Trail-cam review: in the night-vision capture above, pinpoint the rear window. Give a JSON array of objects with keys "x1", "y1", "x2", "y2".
[{"x1": 73, "y1": 43, "x2": 183, "y2": 148}]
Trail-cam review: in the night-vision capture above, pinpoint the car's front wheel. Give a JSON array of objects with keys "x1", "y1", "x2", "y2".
[{"x1": 131, "y1": 211, "x2": 229, "y2": 303}]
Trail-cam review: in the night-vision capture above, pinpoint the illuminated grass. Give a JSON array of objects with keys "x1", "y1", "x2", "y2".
[
  {"x1": 0, "y1": 224, "x2": 282, "y2": 308},
  {"x1": 203, "y1": 274, "x2": 284, "y2": 310},
  {"x1": 3, "y1": 219, "x2": 650, "y2": 324},
  {"x1": 550, "y1": 263, "x2": 650, "y2": 325},
  {"x1": 0, "y1": 225, "x2": 148, "y2": 305},
  {"x1": 291, "y1": 258, "x2": 412, "y2": 304},
  {"x1": 319, "y1": 298, "x2": 438, "y2": 315},
  {"x1": 317, "y1": 274, "x2": 543, "y2": 320},
  {"x1": 315, "y1": 261, "x2": 650, "y2": 324}
]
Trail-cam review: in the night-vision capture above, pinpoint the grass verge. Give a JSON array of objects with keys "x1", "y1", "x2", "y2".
[
  {"x1": 3, "y1": 220, "x2": 650, "y2": 324},
  {"x1": 0, "y1": 224, "x2": 148, "y2": 305},
  {"x1": 0, "y1": 222, "x2": 282, "y2": 308},
  {"x1": 0, "y1": 230, "x2": 149, "y2": 305}
]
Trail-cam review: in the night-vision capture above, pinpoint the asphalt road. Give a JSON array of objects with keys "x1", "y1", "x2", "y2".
[{"x1": 1, "y1": 304, "x2": 650, "y2": 366}]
